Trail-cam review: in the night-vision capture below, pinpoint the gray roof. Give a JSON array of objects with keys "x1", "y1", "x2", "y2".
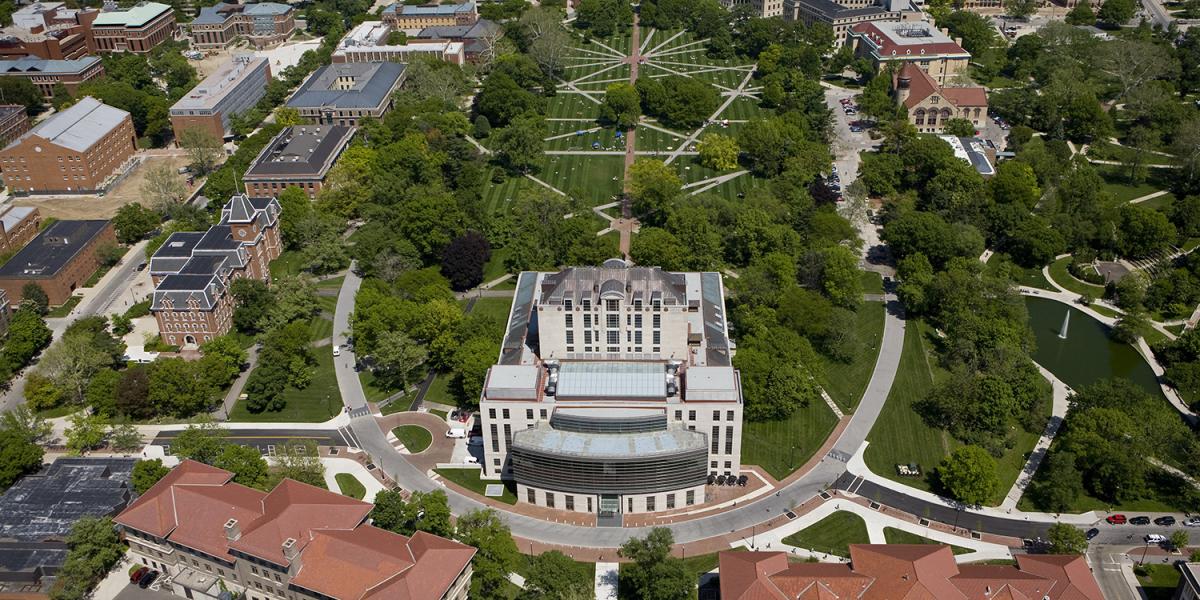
[
  {"x1": 17, "y1": 96, "x2": 129, "y2": 153},
  {"x1": 0, "y1": 55, "x2": 99, "y2": 75},
  {"x1": 244, "y1": 2, "x2": 290, "y2": 15},
  {"x1": 244, "y1": 125, "x2": 354, "y2": 178},
  {"x1": 538, "y1": 265, "x2": 689, "y2": 307},
  {"x1": 171, "y1": 55, "x2": 267, "y2": 112},
  {"x1": 556, "y1": 362, "x2": 667, "y2": 400},
  {"x1": 0, "y1": 457, "x2": 134, "y2": 542},
  {"x1": 511, "y1": 423, "x2": 706, "y2": 459},
  {"x1": 287, "y1": 62, "x2": 406, "y2": 111},
  {"x1": 92, "y1": 1, "x2": 170, "y2": 26},
  {"x1": 383, "y1": 0, "x2": 473, "y2": 15},
  {"x1": 0, "y1": 205, "x2": 35, "y2": 234},
  {"x1": 416, "y1": 18, "x2": 498, "y2": 40},
  {"x1": 192, "y1": 2, "x2": 234, "y2": 24},
  {"x1": 793, "y1": 0, "x2": 894, "y2": 19},
  {"x1": 0, "y1": 219, "x2": 110, "y2": 279}
]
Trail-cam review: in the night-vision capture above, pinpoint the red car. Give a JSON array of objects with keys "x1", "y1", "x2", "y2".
[
  {"x1": 130, "y1": 566, "x2": 149, "y2": 584},
  {"x1": 1106, "y1": 514, "x2": 1127, "y2": 525}
]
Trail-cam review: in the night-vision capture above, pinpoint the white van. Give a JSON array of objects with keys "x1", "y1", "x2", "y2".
[
  {"x1": 1145, "y1": 534, "x2": 1167, "y2": 544},
  {"x1": 445, "y1": 428, "x2": 466, "y2": 439}
]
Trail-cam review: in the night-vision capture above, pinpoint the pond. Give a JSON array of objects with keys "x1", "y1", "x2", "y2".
[{"x1": 1024, "y1": 296, "x2": 1163, "y2": 397}]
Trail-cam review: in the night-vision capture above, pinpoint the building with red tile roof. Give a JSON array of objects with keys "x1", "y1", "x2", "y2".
[
  {"x1": 719, "y1": 545, "x2": 1104, "y2": 600},
  {"x1": 893, "y1": 61, "x2": 987, "y2": 133},
  {"x1": 850, "y1": 21, "x2": 971, "y2": 85},
  {"x1": 115, "y1": 460, "x2": 474, "y2": 600}
]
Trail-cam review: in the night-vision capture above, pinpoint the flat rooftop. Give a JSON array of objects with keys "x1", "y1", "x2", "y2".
[
  {"x1": 92, "y1": 1, "x2": 170, "y2": 27},
  {"x1": 512, "y1": 424, "x2": 706, "y2": 459},
  {"x1": 287, "y1": 62, "x2": 405, "y2": 110},
  {"x1": 244, "y1": 124, "x2": 353, "y2": 177},
  {"x1": 0, "y1": 457, "x2": 134, "y2": 542},
  {"x1": 939, "y1": 135, "x2": 995, "y2": 177},
  {"x1": 557, "y1": 362, "x2": 667, "y2": 400},
  {"x1": 11, "y1": 96, "x2": 128, "y2": 153},
  {"x1": 0, "y1": 219, "x2": 110, "y2": 279},
  {"x1": 384, "y1": 0, "x2": 474, "y2": 15},
  {"x1": 171, "y1": 55, "x2": 268, "y2": 112}
]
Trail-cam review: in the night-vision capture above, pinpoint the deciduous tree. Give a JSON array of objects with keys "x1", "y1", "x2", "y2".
[
  {"x1": 131, "y1": 459, "x2": 169, "y2": 494},
  {"x1": 178, "y1": 127, "x2": 223, "y2": 175},
  {"x1": 936, "y1": 445, "x2": 1000, "y2": 505},
  {"x1": 697, "y1": 133, "x2": 739, "y2": 171}
]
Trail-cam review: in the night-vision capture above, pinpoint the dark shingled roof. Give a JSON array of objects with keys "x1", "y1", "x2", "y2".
[{"x1": 0, "y1": 219, "x2": 110, "y2": 279}]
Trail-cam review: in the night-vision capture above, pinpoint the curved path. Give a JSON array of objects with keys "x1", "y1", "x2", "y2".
[{"x1": 333, "y1": 265, "x2": 910, "y2": 547}]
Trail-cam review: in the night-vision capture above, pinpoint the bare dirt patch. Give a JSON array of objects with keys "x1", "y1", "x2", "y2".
[{"x1": 12, "y1": 153, "x2": 198, "y2": 220}]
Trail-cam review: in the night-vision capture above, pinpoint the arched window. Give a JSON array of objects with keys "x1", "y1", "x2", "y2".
[{"x1": 914, "y1": 109, "x2": 925, "y2": 125}]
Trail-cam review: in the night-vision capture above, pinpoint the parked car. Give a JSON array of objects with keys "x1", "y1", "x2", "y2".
[
  {"x1": 456, "y1": 410, "x2": 471, "y2": 423},
  {"x1": 138, "y1": 570, "x2": 159, "y2": 589},
  {"x1": 1184, "y1": 517, "x2": 1200, "y2": 527},
  {"x1": 1107, "y1": 514, "x2": 1127, "y2": 524},
  {"x1": 850, "y1": 125, "x2": 863, "y2": 133},
  {"x1": 130, "y1": 567, "x2": 149, "y2": 584},
  {"x1": 332, "y1": 345, "x2": 341, "y2": 357},
  {"x1": 1130, "y1": 516, "x2": 1151, "y2": 525},
  {"x1": 445, "y1": 428, "x2": 466, "y2": 438},
  {"x1": 1154, "y1": 516, "x2": 1176, "y2": 526},
  {"x1": 1086, "y1": 528, "x2": 1100, "y2": 540}
]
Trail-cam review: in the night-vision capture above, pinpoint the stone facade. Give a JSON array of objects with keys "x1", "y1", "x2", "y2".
[{"x1": 89, "y1": 2, "x2": 175, "y2": 53}]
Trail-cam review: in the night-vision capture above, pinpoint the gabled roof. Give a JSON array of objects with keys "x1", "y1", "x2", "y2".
[
  {"x1": 16, "y1": 96, "x2": 128, "y2": 153},
  {"x1": 1016, "y1": 555, "x2": 1105, "y2": 600},
  {"x1": 228, "y1": 478, "x2": 373, "y2": 566},
  {"x1": 895, "y1": 63, "x2": 986, "y2": 109}
]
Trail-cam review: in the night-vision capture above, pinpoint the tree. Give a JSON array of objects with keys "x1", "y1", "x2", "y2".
[
  {"x1": 521, "y1": 551, "x2": 592, "y2": 600},
  {"x1": 367, "y1": 489, "x2": 455, "y2": 538},
  {"x1": 455, "y1": 509, "x2": 520, "y2": 598},
  {"x1": 492, "y1": 112, "x2": 546, "y2": 173},
  {"x1": 1029, "y1": 451, "x2": 1083, "y2": 512},
  {"x1": 213, "y1": 443, "x2": 269, "y2": 489},
  {"x1": 275, "y1": 107, "x2": 302, "y2": 127},
  {"x1": 1171, "y1": 529, "x2": 1190, "y2": 552},
  {"x1": 1048, "y1": 523, "x2": 1088, "y2": 554},
  {"x1": 629, "y1": 159, "x2": 682, "y2": 224},
  {"x1": 936, "y1": 445, "x2": 999, "y2": 505},
  {"x1": 812, "y1": 245, "x2": 862, "y2": 309},
  {"x1": 49, "y1": 517, "x2": 123, "y2": 600},
  {"x1": 372, "y1": 331, "x2": 428, "y2": 390},
  {"x1": 231, "y1": 277, "x2": 273, "y2": 333},
  {"x1": 0, "y1": 428, "x2": 43, "y2": 491},
  {"x1": 630, "y1": 228, "x2": 688, "y2": 271},
  {"x1": 1097, "y1": 0, "x2": 1136, "y2": 26},
  {"x1": 149, "y1": 358, "x2": 216, "y2": 417},
  {"x1": 600, "y1": 82, "x2": 640, "y2": 130},
  {"x1": 269, "y1": 439, "x2": 325, "y2": 488},
  {"x1": 1005, "y1": 0, "x2": 1040, "y2": 18},
  {"x1": 451, "y1": 336, "x2": 499, "y2": 405},
  {"x1": 65, "y1": 412, "x2": 107, "y2": 455},
  {"x1": 108, "y1": 423, "x2": 143, "y2": 452},
  {"x1": 112, "y1": 203, "x2": 161, "y2": 244},
  {"x1": 2, "y1": 309, "x2": 51, "y2": 373},
  {"x1": 170, "y1": 419, "x2": 229, "y2": 464},
  {"x1": 441, "y1": 231, "x2": 491, "y2": 291},
  {"x1": 115, "y1": 366, "x2": 152, "y2": 419},
  {"x1": 0, "y1": 405, "x2": 50, "y2": 445},
  {"x1": 1066, "y1": 1, "x2": 1096, "y2": 24},
  {"x1": 21, "y1": 283, "x2": 48, "y2": 315},
  {"x1": 37, "y1": 330, "x2": 114, "y2": 405},
  {"x1": 697, "y1": 133, "x2": 739, "y2": 171},
  {"x1": 619, "y1": 528, "x2": 694, "y2": 600},
  {"x1": 131, "y1": 459, "x2": 170, "y2": 494},
  {"x1": 178, "y1": 127, "x2": 223, "y2": 175},
  {"x1": 942, "y1": 118, "x2": 977, "y2": 138},
  {"x1": 141, "y1": 163, "x2": 187, "y2": 213},
  {"x1": 1118, "y1": 204, "x2": 1175, "y2": 258},
  {"x1": 524, "y1": 8, "x2": 571, "y2": 76}
]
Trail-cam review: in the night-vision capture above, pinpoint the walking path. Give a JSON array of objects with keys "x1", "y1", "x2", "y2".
[
  {"x1": 322, "y1": 456, "x2": 387, "y2": 503},
  {"x1": 1130, "y1": 189, "x2": 1170, "y2": 204},
  {"x1": 999, "y1": 363, "x2": 1071, "y2": 510},
  {"x1": 663, "y1": 67, "x2": 756, "y2": 166},
  {"x1": 214, "y1": 345, "x2": 259, "y2": 420},
  {"x1": 595, "y1": 563, "x2": 618, "y2": 600}
]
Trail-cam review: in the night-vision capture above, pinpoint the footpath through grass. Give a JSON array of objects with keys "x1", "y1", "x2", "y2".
[
  {"x1": 393, "y1": 425, "x2": 432, "y2": 453},
  {"x1": 229, "y1": 351, "x2": 341, "y2": 422},
  {"x1": 781, "y1": 512, "x2": 869, "y2": 558},
  {"x1": 335, "y1": 473, "x2": 366, "y2": 500},
  {"x1": 816, "y1": 301, "x2": 885, "y2": 412},
  {"x1": 1047, "y1": 257, "x2": 1106, "y2": 298}
]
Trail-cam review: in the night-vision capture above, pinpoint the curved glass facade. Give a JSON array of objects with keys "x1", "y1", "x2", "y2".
[
  {"x1": 509, "y1": 440, "x2": 708, "y2": 495},
  {"x1": 549, "y1": 412, "x2": 667, "y2": 434}
]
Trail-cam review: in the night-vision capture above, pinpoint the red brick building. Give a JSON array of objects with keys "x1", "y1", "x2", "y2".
[
  {"x1": 190, "y1": 2, "x2": 295, "y2": 50},
  {"x1": 0, "y1": 56, "x2": 105, "y2": 98},
  {"x1": 242, "y1": 125, "x2": 354, "y2": 199},
  {"x1": 0, "y1": 219, "x2": 115, "y2": 307},
  {"x1": 89, "y1": 1, "x2": 175, "y2": 53},
  {"x1": 0, "y1": 205, "x2": 41, "y2": 254},
  {"x1": 115, "y1": 460, "x2": 475, "y2": 600},
  {"x1": 719, "y1": 545, "x2": 1105, "y2": 600},
  {"x1": 0, "y1": 96, "x2": 136, "y2": 195},
  {"x1": 150, "y1": 195, "x2": 282, "y2": 347},
  {"x1": 0, "y1": 105, "x2": 30, "y2": 148}
]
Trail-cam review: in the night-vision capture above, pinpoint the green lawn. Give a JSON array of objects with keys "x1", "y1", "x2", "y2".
[
  {"x1": 481, "y1": 247, "x2": 512, "y2": 284},
  {"x1": 865, "y1": 321, "x2": 954, "y2": 495},
  {"x1": 1136, "y1": 563, "x2": 1182, "y2": 600},
  {"x1": 422, "y1": 373, "x2": 464, "y2": 407},
  {"x1": 335, "y1": 473, "x2": 366, "y2": 500},
  {"x1": 860, "y1": 271, "x2": 884, "y2": 296},
  {"x1": 83, "y1": 264, "x2": 112, "y2": 288},
  {"x1": 1019, "y1": 462, "x2": 1195, "y2": 513},
  {"x1": 469, "y1": 296, "x2": 514, "y2": 324},
  {"x1": 535, "y1": 154, "x2": 625, "y2": 206},
  {"x1": 228, "y1": 351, "x2": 342, "y2": 422},
  {"x1": 47, "y1": 295, "x2": 82, "y2": 318},
  {"x1": 882, "y1": 527, "x2": 971, "y2": 554},
  {"x1": 307, "y1": 315, "x2": 333, "y2": 343},
  {"x1": 316, "y1": 276, "x2": 344, "y2": 290},
  {"x1": 434, "y1": 468, "x2": 516, "y2": 504},
  {"x1": 1047, "y1": 257, "x2": 1106, "y2": 298},
  {"x1": 360, "y1": 370, "x2": 400, "y2": 405},
  {"x1": 393, "y1": 425, "x2": 432, "y2": 453},
  {"x1": 741, "y1": 398, "x2": 839, "y2": 480},
  {"x1": 816, "y1": 301, "x2": 885, "y2": 412},
  {"x1": 781, "y1": 512, "x2": 869, "y2": 558},
  {"x1": 269, "y1": 250, "x2": 305, "y2": 280},
  {"x1": 984, "y1": 253, "x2": 1054, "y2": 290},
  {"x1": 1092, "y1": 163, "x2": 1176, "y2": 203},
  {"x1": 430, "y1": 408, "x2": 448, "y2": 421}
]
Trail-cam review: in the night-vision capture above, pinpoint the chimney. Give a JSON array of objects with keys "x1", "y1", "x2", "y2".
[
  {"x1": 224, "y1": 518, "x2": 240, "y2": 541},
  {"x1": 282, "y1": 537, "x2": 300, "y2": 561}
]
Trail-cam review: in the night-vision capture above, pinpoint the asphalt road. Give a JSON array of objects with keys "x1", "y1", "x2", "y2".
[{"x1": 152, "y1": 428, "x2": 354, "y2": 454}]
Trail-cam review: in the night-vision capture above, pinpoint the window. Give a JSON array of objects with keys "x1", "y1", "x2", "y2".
[
  {"x1": 566, "y1": 330, "x2": 574, "y2": 344},
  {"x1": 634, "y1": 331, "x2": 642, "y2": 344},
  {"x1": 606, "y1": 299, "x2": 618, "y2": 311},
  {"x1": 711, "y1": 460, "x2": 718, "y2": 468},
  {"x1": 727, "y1": 410, "x2": 734, "y2": 421},
  {"x1": 564, "y1": 298, "x2": 573, "y2": 310},
  {"x1": 725, "y1": 461, "x2": 732, "y2": 470},
  {"x1": 713, "y1": 410, "x2": 720, "y2": 421},
  {"x1": 628, "y1": 498, "x2": 634, "y2": 513},
  {"x1": 584, "y1": 314, "x2": 592, "y2": 328},
  {"x1": 675, "y1": 410, "x2": 682, "y2": 421},
  {"x1": 711, "y1": 426, "x2": 719, "y2": 453},
  {"x1": 490, "y1": 424, "x2": 499, "y2": 452},
  {"x1": 489, "y1": 408, "x2": 496, "y2": 418},
  {"x1": 652, "y1": 314, "x2": 661, "y2": 328},
  {"x1": 607, "y1": 330, "x2": 619, "y2": 345},
  {"x1": 725, "y1": 425, "x2": 734, "y2": 454},
  {"x1": 634, "y1": 314, "x2": 642, "y2": 327},
  {"x1": 527, "y1": 489, "x2": 535, "y2": 503},
  {"x1": 652, "y1": 331, "x2": 661, "y2": 345},
  {"x1": 502, "y1": 409, "x2": 510, "y2": 419},
  {"x1": 565, "y1": 314, "x2": 573, "y2": 327},
  {"x1": 606, "y1": 314, "x2": 618, "y2": 328},
  {"x1": 587, "y1": 497, "x2": 593, "y2": 512},
  {"x1": 526, "y1": 409, "x2": 534, "y2": 420},
  {"x1": 540, "y1": 409, "x2": 547, "y2": 419},
  {"x1": 565, "y1": 495, "x2": 575, "y2": 511},
  {"x1": 546, "y1": 493, "x2": 555, "y2": 509},
  {"x1": 646, "y1": 496, "x2": 655, "y2": 511},
  {"x1": 582, "y1": 299, "x2": 591, "y2": 311},
  {"x1": 585, "y1": 330, "x2": 593, "y2": 344},
  {"x1": 666, "y1": 493, "x2": 675, "y2": 509},
  {"x1": 688, "y1": 410, "x2": 695, "y2": 421},
  {"x1": 686, "y1": 490, "x2": 695, "y2": 506}
]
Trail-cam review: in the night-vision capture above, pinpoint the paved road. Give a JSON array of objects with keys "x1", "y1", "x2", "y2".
[
  {"x1": 152, "y1": 428, "x2": 353, "y2": 452},
  {"x1": 332, "y1": 262, "x2": 367, "y2": 416},
  {"x1": 0, "y1": 240, "x2": 149, "y2": 413}
]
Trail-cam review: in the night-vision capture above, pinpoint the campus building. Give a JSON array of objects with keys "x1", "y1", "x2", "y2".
[
  {"x1": 849, "y1": 21, "x2": 972, "y2": 85},
  {"x1": 894, "y1": 62, "x2": 987, "y2": 133},
  {"x1": 190, "y1": 2, "x2": 296, "y2": 50},
  {"x1": 1176, "y1": 563, "x2": 1200, "y2": 600},
  {"x1": 382, "y1": 0, "x2": 477, "y2": 29},
  {"x1": 0, "y1": 205, "x2": 42, "y2": 255},
  {"x1": 242, "y1": 124, "x2": 354, "y2": 198},
  {"x1": 0, "y1": 458, "x2": 135, "y2": 592},
  {"x1": 720, "y1": 0, "x2": 785, "y2": 18},
  {"x1": 412, "y1": 19, "x2": 499, "y2": 62},
  {"x1": 0, "y1": 219, "x2": 115, "y2": 307},
  {"x1": 719, "y1": 546, "x2": 1104, "y2": 600},
  {"x1": 0, "y1": 56, "x2": 105, "y2": 97},
  {"x1": 115, "y1": 460, "x2": 475, "y2": 600},
  {"x1": 0, "y1": 96, "x2": 136, "y2": 195},
  {"x1": 479, "y1": 260, "x2": 742, "y2": 519},
  {"x1": 286, "y1": 62, "x2": 407, "y2": 126},
  {"x1": 150, "y1": 194, "x2": 281, "y2": 347},
  {"x1": 1, "y1": 2, "x2": 96, "y2": 60},
  {"x1": 784, "y1": 0, "x2": 921, "y2": 46},
  {"x1": 0, "y1": 105, "x2": 30, "y2": 148},
  {"x1": 171, "y1": 55, "x2": 272, "y2": 141},
  {"x1": 89, "y1": 1, "x2": 176, "y2": 53},
  {"x1": 332, "y1": 21, "x2": 466, "y2": 65}
]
